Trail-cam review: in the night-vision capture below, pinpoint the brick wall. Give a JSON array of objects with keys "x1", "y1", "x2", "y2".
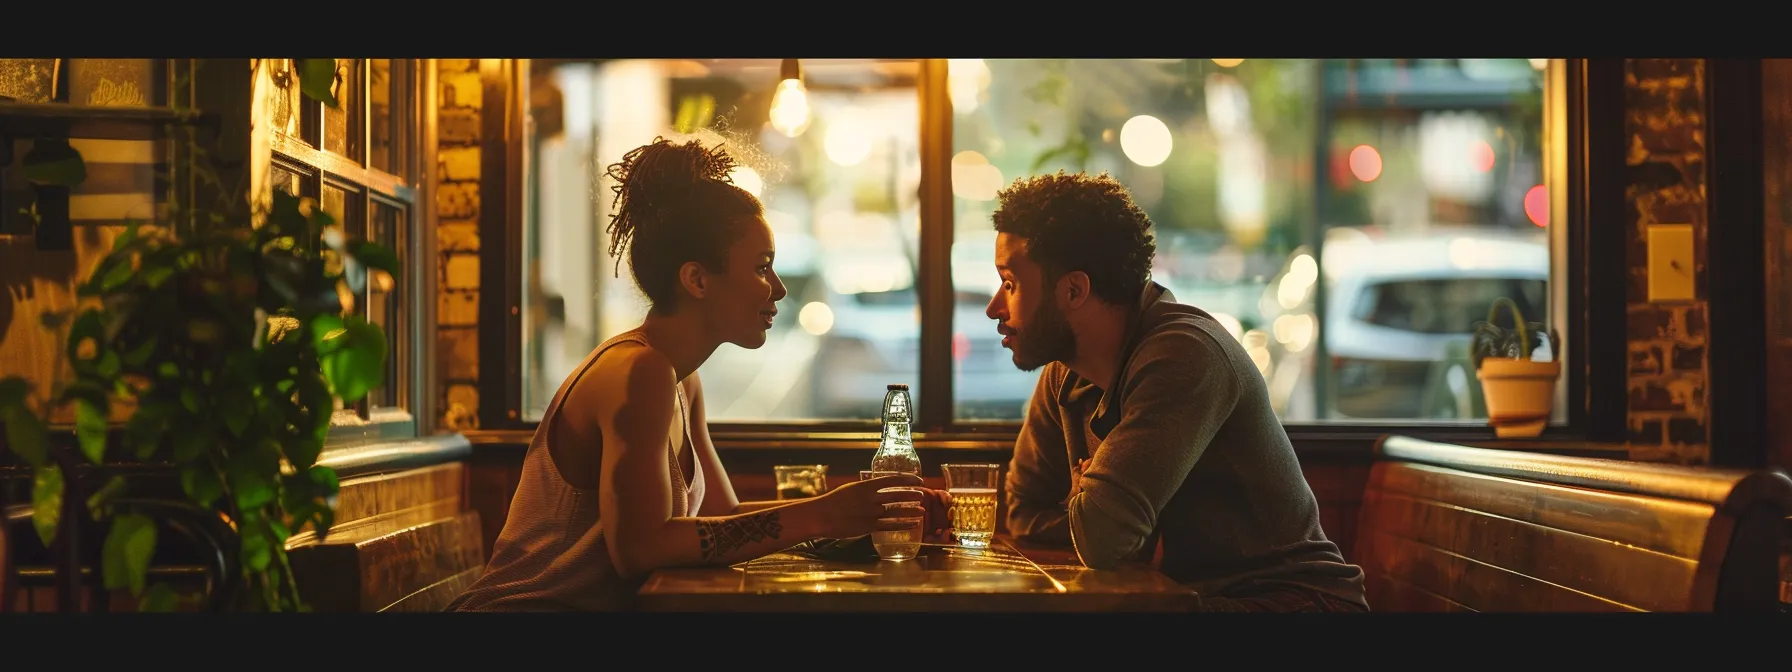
[
  {"x1": 1623, "y1": 59, "x2": 1710, "y2": 465},
  {"x1": 437, "y1": 59, "x2": 482, "y2": 431}
]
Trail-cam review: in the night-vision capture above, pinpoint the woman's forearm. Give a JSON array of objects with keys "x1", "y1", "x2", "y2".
[
  {"x1": 614, "y1": 502, "x2": 824, "y2": 579},
  {"x1": 733, "y1": 500, "x2": 787, "y2": 514}
]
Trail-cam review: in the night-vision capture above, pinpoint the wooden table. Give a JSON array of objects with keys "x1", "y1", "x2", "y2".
[{"x1": 636, "y1": 537, "x2": 1197, "y2": 612}]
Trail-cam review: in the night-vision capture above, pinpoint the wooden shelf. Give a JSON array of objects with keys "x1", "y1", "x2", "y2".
[{"x1": 0, "y1": 102, "x2": 197, "y2": 141}]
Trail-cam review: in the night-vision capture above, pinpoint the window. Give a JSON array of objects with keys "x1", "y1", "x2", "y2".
[
  {"x1": 522, "y1": 59, "x2": 923, "y2": 422},
  {"x1": 261, "y1": 58, "x2": 424, "y2": 432},
  {"x1": 519, "y1": 58, "x2": 1569, "y2": 431}
]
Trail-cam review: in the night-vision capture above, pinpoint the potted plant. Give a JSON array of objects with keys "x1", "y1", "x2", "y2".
[
  {"x1": 0, "y1": 62, "x2": 394, "y2": 611},
  {"x1": 1470, "y1": 297, "x2": 1561, "y2": 438}
]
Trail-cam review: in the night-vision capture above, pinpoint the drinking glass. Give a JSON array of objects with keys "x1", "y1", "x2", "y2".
[
  {"x1": 773, "y1": 465, "x2": 828, "y2": 500},
  {"x1": 942, "y1": 463, "x2": 1001, "y2": 548},
  {"x1": 860, "y1": 470, "x2": 922, "y2": 561}
]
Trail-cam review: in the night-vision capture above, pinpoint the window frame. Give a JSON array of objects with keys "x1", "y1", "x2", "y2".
[
  {"x1": 263, "y1": 58, "x2": 435, "y2": 446},
  {"x1": 482, "y1": 58, "x2": 1630, "y2": 451}
]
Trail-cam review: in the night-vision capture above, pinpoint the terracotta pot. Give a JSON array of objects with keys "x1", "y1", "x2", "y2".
[{"x1": 1476, "y1": 358, "x2": 1560, "y2": 438}]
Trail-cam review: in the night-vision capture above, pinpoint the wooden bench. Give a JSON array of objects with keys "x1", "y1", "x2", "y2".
[
  {"x1": 2, "y1": 435, "x2": 482, "y2": 613},
  {"x1": 1357, "y1": 435, "x2": 1792, "y2": 612}
]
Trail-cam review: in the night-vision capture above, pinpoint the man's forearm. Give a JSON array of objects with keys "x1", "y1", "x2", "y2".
[{"x1": 1006, "y1": 500, "x2": 1073, "y2": 546}]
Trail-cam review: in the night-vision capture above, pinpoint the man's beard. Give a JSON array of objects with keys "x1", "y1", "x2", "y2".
[{"x1": 1010, "y1": 297, "x2": 1077, "y2": 372}]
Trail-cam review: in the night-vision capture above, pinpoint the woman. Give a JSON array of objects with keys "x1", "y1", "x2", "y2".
[{"x1": 447, "y1": 136, "x2": 941, "y2": 612}]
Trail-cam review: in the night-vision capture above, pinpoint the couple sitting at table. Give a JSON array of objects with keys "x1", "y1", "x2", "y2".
[{"x1": 444, "y1": 136, "x2": 1369, "y2": 613}]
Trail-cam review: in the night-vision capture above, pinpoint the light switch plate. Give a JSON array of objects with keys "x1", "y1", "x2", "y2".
[{"x1": 1647, "y1": 223, "x2": 1695, "y2": 302}]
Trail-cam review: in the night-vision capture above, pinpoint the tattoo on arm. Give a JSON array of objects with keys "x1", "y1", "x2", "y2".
[{"x1": 695, "y1": 511, "x2": 784, "y2": 561}]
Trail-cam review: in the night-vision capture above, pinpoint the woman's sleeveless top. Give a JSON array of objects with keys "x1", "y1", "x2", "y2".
[{"x1": 443, "y1": 331, "x2": 705, "y2": 611}]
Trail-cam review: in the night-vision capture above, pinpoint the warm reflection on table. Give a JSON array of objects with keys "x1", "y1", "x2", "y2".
[{"x1": 637, "y1": 537, "x2": 1197, "y2": 612}]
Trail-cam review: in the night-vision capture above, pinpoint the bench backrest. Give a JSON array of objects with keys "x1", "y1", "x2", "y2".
[{"x1": 1356, "y1": 436, "x2": 1792, "y2": 612}]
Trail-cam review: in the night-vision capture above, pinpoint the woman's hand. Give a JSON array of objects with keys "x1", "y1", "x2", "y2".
[{"x1": 810, "y1": 473, "x2": 925, "y2": 539}]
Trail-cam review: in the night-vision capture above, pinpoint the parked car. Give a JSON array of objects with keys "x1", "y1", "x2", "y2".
[
  {"x1": 1259, "y1": 226, "x2": 1550, "y2": 421},
  {"x1": 809, "y1": 232, "x2": 1039, "y2": 420}
]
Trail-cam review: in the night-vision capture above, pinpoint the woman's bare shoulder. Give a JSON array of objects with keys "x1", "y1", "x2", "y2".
[{"x1": 565, "y1": 341, "x2": 678, "y2": 421}]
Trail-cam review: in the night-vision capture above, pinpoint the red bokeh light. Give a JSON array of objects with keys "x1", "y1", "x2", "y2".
[
  {"x1": 1348, "y1": 144, "x2": 1382, "y2": 182},
  {"x1": 1524, "y1": 184, "x2": 1549, "y2": 227},
  {"x1": 1469, "y1": 140, "x2": 1496, "y2": 173}
]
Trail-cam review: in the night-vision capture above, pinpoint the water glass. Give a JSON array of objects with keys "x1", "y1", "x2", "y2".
[
  {"x1": 942, "y1": 463, "x2": 1001, "y2": 548},
  {"x1": 860, "y1": 470, "x2": 922, "y2": 561},
  {"x1": 774, "y1": 465, "x2": 828, "y2": 500}
]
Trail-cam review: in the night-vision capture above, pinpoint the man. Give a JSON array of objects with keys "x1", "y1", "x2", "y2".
[{"x1": 987, "y1": 171, "x2": 1368, "y2": 612}]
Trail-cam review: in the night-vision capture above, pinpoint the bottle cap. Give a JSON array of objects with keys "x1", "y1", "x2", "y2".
[{"x1": 887, "y1": 383, "x2": 909, "y2": 390}]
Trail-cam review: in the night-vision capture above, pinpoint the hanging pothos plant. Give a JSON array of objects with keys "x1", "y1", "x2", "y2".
[{"x1": 0, "y1": 62, "x2": 391, "y2": 611}]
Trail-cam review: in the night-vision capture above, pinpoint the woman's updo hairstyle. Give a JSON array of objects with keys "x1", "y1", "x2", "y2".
[{"x1": 604, "y1": 136, "x2": 764, "y2": 312}]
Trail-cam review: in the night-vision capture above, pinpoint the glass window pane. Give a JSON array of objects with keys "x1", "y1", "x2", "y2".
[
  {"x1": 367, "y1": 201, "x2": 405, "y2": 410},
  {"x1": 324, "y1": 58, "x2": 361, "y2": 161},
  {"x1": 521, "y1": 59, "x2": 922, "y2": 422},
  {"x1": 370, "y1": 59, "x2": 396, "y2": 174},
  {"x1": 950, "y1": 58, "x2": 1559, "y2": 423}
]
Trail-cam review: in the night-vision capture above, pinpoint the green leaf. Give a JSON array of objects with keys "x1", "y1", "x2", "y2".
[
  {"x1": 309, "y1": 314, "x2": 346, "y2": 354},
  {"x1": 112, "y1": 221, "x2": 140, "y2": 252},
  {"x1": 101, "y1": 513, "x2": 157, "y2": 595},
  {"x1": 310, "y1": 464, "x2": 340, "y2": 494},
  {"x1": 179, "y1": 464, "x2": 223, "y2": 507},
  {"x1": 268, "y1": 518, "x2": 292, "y2": 544},
  {"x1": 141, "y1": 265, "x2": 174, "y2": 290},
  {"x1": 120, "y1": 336, "x2": 158, "y2": 367},
  {"x1": 240, "y1": 524, "x2": 272, "y2": 572},
  {"x1": 227, "y1": 441, "x2": 278, "y2": 510},
  {"x1": 139, "y1": 583, "x2": 180, "y2": 612},
  {"x1": 269, "y1": 190, "x2": 307, "y2": 237},
  {"x1": 66, "y1": 309, "x2": 103, "y2": 365},
  {"x1": 32, "y1": 464, "x2": 63, "y2": 546},
  {"x1": 21, "y1": 138, "x2": 88, "y2": 187},
  {"x1": 297, "y1": 59, "x2": 340, "y2": 108},
  {"x1": 100, "y1": 259, "x2": 134, "y2": 292},
  {"x1": 286, "y1": 435, "x2": 324, "y2": 472},
  {"x1": 224, "y1": 348, "x2": 258, "y2": 385},
  {"x1": 75, "y1": 396, "x2": 109, "y2": 464},
  {"x1": 125, "y1": 401, "x2": 173, "y2": 459},
  {"x1": 345, "y1": 240, "x2": 401, "y2": 276},
  {"x1": 220, "y1": 391, "x2": 252, "y2": 438},
  {"x1": 3, "y1": 404, "x2": 50, "y2": 467},
  {"x1": 170, "y1": 422, "x2": 213, "y2": 462},
  {"x1": 85, "y1": 475, "x2": 128, "y2": 519},
  {"x1": 311, "y1": 508, "x2": 336, "y2": 541},
  {"x1": 297, "y1": 373, "x2": 334, "y2": 436},
  {"x1": 179, "y1": 387, "x2": 201, "y2": 414},
  {"x1": 317, "y1": 317, "x2": 387, "y2": 403}
]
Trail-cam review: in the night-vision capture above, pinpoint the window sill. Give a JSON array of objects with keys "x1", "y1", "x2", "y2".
[
  {"x1": 317, "y1": 408, "x2": 472, "y2": 479},
  {"x1": 315, "y1": 432, "x2": 471, "y2": 480},
  {"x1": 460, "y1": 421, "x2": 1624, "y2": 461},
  {"x1": 0, "y1": 408, "x2": 471, "y2": 480}
]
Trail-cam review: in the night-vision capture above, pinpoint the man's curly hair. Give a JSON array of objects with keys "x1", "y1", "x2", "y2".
[{"x1": 991, "y1": 171, "x2": 1156, "y2": 306}]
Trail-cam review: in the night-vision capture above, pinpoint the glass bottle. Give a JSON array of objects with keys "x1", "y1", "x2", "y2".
[{"x1": 869, "y1": 384, "x2": 920, "y2": 476}]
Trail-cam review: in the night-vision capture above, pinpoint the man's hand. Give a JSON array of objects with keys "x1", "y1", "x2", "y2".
[{"x1": 919, "y1": 487, "x2": 956, "y2": 543}]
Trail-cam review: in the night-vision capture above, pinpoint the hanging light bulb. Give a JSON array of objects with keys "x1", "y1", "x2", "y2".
[{"x1": 768, "y1": 58, "x2": 811, "y2": 138}]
